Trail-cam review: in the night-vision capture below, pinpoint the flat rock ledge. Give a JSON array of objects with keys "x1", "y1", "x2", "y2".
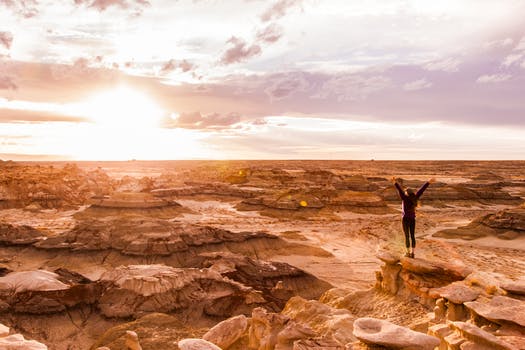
[{"x1": 352, "y1": 317, "x2": 440, "y2": 350}]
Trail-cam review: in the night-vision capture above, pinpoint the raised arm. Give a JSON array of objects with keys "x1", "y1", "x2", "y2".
[
  {"x1": 416, "y1": 181, "x2": 430, "y2": 198},
  {"x1": 392, "y1": 177, "x2": 406, "y2": 199}
]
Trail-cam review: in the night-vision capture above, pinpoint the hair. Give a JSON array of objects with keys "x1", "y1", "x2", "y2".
[{"x1": 405, "y1": 188, "x2": 419, "y2": 207}]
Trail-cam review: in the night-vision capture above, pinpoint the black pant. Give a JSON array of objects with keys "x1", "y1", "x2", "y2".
[{"x1": 402, "y1": 217, "x2": 416, "y2": 248}]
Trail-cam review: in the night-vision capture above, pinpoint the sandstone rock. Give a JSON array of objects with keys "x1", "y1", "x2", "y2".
[
  {"x1": 429, "y1": 281, "x2": 480, "y2": 304},
  {"x1": 376, "y1": 251, "x2": 400, "y2": 265},
  {"x1": 435, "y1": 207, "x2": 525, "y2": 241},
  {"x1": 92, "y1": 313, "x2": 207, "y2": 350},
  {"x1": 400, "y1": 257, "x2": 472, "y2": 281},
  {"x1": 178, "y1": 338, "x2": 222, "y2": 350},
  {"x1": 0, "y1": 223, "x2": 44, "y2": 245},
  {"x1": 201, "y1": 253, "x2": 333, "y2": 309},
  {"x1": 282, "y1": 296, "x2": 356, "y2": 345},
  {"x1": 0, "y1": 323, "x2": 9, "y2": 337},
  {"x1": 248, "y1": 307, "x2": 290, "y2": 350},
  {"x1": 125, "y1": 330, "x2": 142, "y2": 350},
  {"x1": 36, "y1": 216, "x2": 279, "y2": 257},
  {"x1": 464, "y1": 296, "x2": 525, "y2": 327},
  {"x1": 352, "y1": 317, "x2": 440, "y2": 350},
  {"x1": 449, "y1": 321, "x2": 515, "y2": 350},
  {"x1": 98, "y1": 264, "x2": 265, "y2": 318},
  {"x1": 0, "y1": 269, "x2": 100, "y2": 314},
  {"x1": 151, "y1": 182, "x2": 260, "y2": 199},
  {"x1": 202, "y1": 315, "x2": 248, "y2": 349},
  {"x1": 502, "y1": 279, "x2": 525, "y2": 296},
  {"x1": 0, "y1": 270, "x2": 69, "y2": 293},
  {"x1": 0, "y1": 327, "x2": 48, "y2": 349}
]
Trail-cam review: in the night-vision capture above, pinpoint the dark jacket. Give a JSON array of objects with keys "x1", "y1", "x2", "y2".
[{"x1": 395, "y1": 182, "x2": 429, "y2": 218}]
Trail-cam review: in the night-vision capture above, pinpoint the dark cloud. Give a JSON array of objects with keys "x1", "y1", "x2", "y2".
[
  {"x1": 220, "y1": 37, "x2": 261, "y2": 65},
  {"x1": 160, "y1": 59, "x2": 195, "y2": 74},
  {"x1": 74, "y1": 0, "x2": 150, "y2": 14},
  {"x1": 0, "y1": 0, "x2": 38, "y2": 18},
  {"x1": 0, "y1": 76, "x2": 17, "y2": 90},
  {"x1": 163, "y1": 111, "x2": 241, "y2": 130},
  {"x1": 0, "y1": 32, "x2": 13, "y2": 50},
  {"x1": 260, "y1": 0, "x2": 302, "y2": 22}
]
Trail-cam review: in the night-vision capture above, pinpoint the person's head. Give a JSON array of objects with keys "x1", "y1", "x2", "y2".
[{"x1": 405, "y1": 188, "x2": 415, "y2": 196}]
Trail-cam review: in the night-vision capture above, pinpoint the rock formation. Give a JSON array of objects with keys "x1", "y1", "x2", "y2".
[
  {"x1": 434, "y1": 207, "x2": 525, "y2": 240},
  {"x1": 0, "y1": 223, "x2": 44, "y2": 245},
  {"x1": 352, "y1": 317, "x2": 440, "y2": 350},
  {"x1": 0, "y1": 268, "x2": 100, "y2": 314},
  {"x1": 97, "y1": 264, "x2": 266, "y2": 318}
]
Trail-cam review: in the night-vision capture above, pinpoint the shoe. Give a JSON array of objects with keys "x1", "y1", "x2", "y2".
[
  {"x1": 409, "y1": 252, "x2": 415, "y2": 258},
  {"x1": 404, "y1": 252, "x2": 411, "y2": 257}
]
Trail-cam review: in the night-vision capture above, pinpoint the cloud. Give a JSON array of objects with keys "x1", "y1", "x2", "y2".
[
  {"x1": 403, "y1": 78, "x2": 432, "y2": 91},
  {"x1": 0, "y1": 108, "x2": 87, "y2": 123},
  {"x1": 160, "y1": 59, "x2": 195, "y2": 74},
  {"x1": 264, "y1": 73, "x2": 310, "y2": 101},
  {"x1": 255, "y1": 24, "x2": 284, "y2": 44},
  {"x1": 260, "y1": 0, "x2": 302, "y2": 22},
  {"x1": 0, "y1": 0, "x2": 38, "y2": 18},
  {"x1": 0, "y1": 32, "x2": 13, "y2": 50},
  {"x1": 423, "y1": 57, "x2": 461, "y2": 72},
  {"x1": 164, "y1": 111, "x2": 241, "y2": 130},
  {"x1": 476, "y1": 74, "x2": 512, "y2": 83},
  {"x1": 0, "y1": 76, "x2": 17, "y2": 90},
  {"x1": 312, "y1": 74, "x2": 392, "y2": 101},
  {"x1": 74, "y1": 0, "x2": 150, "y2": 14},
  {"x1": 220, "y1": 36, "x2": 261, "y2": 65},
  {"x1": 501, "y1": 36, "x2": 525, "y2": 68}
]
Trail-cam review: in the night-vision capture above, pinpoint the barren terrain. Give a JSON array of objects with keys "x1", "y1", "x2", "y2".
[{"x1": 1, "y1": 160, "x2": 524, "y2": 349}]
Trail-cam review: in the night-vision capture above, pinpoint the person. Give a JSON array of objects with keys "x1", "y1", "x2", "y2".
[{"x1": 391, "y1": 177, "x2": 435, "y2": 258}]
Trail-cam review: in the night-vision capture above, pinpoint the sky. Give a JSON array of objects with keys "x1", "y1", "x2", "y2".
[{"x1": 1, "y1": 0, "x2": 525, "y2": 160}]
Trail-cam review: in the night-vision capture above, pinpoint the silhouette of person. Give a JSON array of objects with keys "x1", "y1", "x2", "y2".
[{"x1": 391, "y1": 177, "x2": 435, "y2": 258}]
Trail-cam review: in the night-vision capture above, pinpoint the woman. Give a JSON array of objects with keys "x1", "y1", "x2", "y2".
[{"x1": 392, "y1": 177, "x2": 435, "y2": 258}]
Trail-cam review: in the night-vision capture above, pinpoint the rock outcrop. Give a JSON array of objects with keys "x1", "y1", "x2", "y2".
[
  {"x1": 98, "y1": 264, "x2": 266, "y2": 318},
  {"x1": 0, "y1": 269, "x2": 100, "y2": 314},
  {"x1": 0, "y1": 223, "x2": 44, "y2": 245},
  {"x1": 0, "y1": 162, "x2": 113, "y2": 209},
  {"x1": 434, "y1": 207, "x2": 525, "y2": 241},
  {"x1": 35, "y1": 216, "x2": 283, "y2": 258},
  {"x1": 201, "y1": 253, "x2": 333, "y2": 308}
]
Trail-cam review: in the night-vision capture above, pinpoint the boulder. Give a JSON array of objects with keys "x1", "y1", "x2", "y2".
[
  {"x1": 202, "y1": 315, "x2": 248, "y2": 349},
  {"x1": 464, "y1": 296, "x2": 525, "y2": 327},
  {"x1": 400, "y1": 257, "x2": 472, "y2": 281},
  {"x1": 352, "y1": 317, "x2": 440, "y2": 350}
]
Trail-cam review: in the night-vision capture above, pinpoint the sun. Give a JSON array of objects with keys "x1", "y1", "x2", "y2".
[{"x1": 82, "y1": 86, "x2": 164, "y2": 129}]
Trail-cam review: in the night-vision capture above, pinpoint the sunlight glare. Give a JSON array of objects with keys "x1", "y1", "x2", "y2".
[{"x1": 82, "y1": 87, "x2": 164, "y2": 129}]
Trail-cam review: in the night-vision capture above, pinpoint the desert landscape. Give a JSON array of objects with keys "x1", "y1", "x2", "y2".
[{"x1": 1, "y1": 159, "x2": 524, "y2": 349}]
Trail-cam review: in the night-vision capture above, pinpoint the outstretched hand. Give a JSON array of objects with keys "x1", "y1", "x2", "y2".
[
  {"x1": 391, "y1": 176, "x2": 397, "y2": 184},
  {"x1": 429, "y1": 177, "x2": 436, "y2": 184}
]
